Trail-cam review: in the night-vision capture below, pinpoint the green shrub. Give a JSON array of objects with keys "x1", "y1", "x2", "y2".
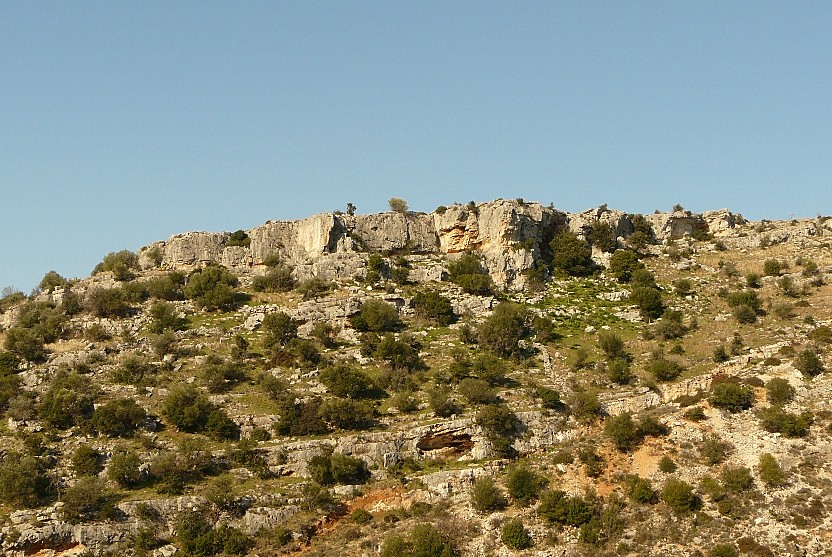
[
  {"x1": 447, "y1": 253, "x2": 493, "y2": 295},
  {"x1": 71, "y1": 444, "x2": 103, "y2": 476},
  {"x1": 226, "y1": 229, "x2": 251, "y2": 248},
  {"x1": 476, "y1": 404, "x2": 521, "y2": 457},
  {"x1": 145, "y1": 272, "x2": 185, "y2": 300},
  {"x1": 86, "y1": 287, "x2": 131, "y2": 318},
  {"x1": 350, "y1": 299, "x2": 402, "y2": 332},
  {"x1": 388, "y1": 197, "x2": 409, "y2": 213},
  {"x1": 795, "y1": 349, "x2": 824, "y2": 377},
  {"x1": 605, "y1": 413, "x2": 641, "y2": 452},
  {"x1": 587, "y1": 220, "x2": 617, "y2": 252},
  {"x1": 93, "y1": 250, "x2": 139, "y2": 281},
  {"x1": 699, "y1": 434, "x2": 731, "y2": 466},
  {"x1": 624, "y1": 475, "x2": 655, "y2": 504},
  {"x1": 598, "y1": 331, "x2": 627, "y2": 360},
  {"x1": 652, "y1": 310, "x2": 688, "y2": 340},
  {"x1": 673, "y1": 278, "x2": 694, "y2": 296},
  {"x1": 647, "y1": 352, "x2": 683, "y2": 382},
  {"x1": 630, "y1": 267, "x2": 658, "y2": 289},
  {"x1": 428, "y1": 386, "x2": 459, "y2": 418},
  {"x1": 732, "y1": 304, "x2": 758, "y2": 324},
  {"x1": 532, "y1": 315, "x2": 560, "y2": 343},
  {"x1": 381, "y1": 525, "x2": 455, "y2": 557},
  {"x1": 569, "y1": 389, "x2": 603, "y2": 422},
  {"x1": 149, "y1": 301, "x2": 187, "y2": 333},
  {"x1": 0, "y1": 452, "x2": 51, "y2": 507},
  {"x1": 261, "y1": 311, "x2": 298, "y2": 353},
  {"x1": 756, "y1": 406, "x2": 812, "y2": 437},
  {"x1": 273, "y1": 397, "x2": 329, "y2": 437},
  {"x1": 655, "y1": 455, "x2": 675, "y2": 473},
  {"x1": 60, "y1": 477, "x2": 119, "y2": 523},
  {"x1": 176, "y1": 509, "x2": 220, "y2": 556},
  {"x1": 108, "y1": 448, "x2": 143, "y2": 488},
  {"x1": 319, "y1": 362, "x2": 375, "y2": 398},
  {"x1": 93, "y1": 398, "x2": 147, "y2": 437},
  {"x1": 604, "y1": 358, "x2": 633, "y2": 385},
  {"x1": 252, "y1": 263, "x2": 297, "y2": 292},
  {"x1": 477, "y1": 302, "x2": 530, "y2": 358},
  {"x1": 39, "y1": 385, "x2": 95, "y2": 429},
  {"x1": 308, "y1": 449, "x2": 370, "y2": 486},
  {"x1": 470, "y1": 477, "x2": 507, "y2": 512},
  {"x1": 710, "y1": 543, "x2": 739, "y2": 557},
  {"x1": 720, "y1": 465, "x2": 753, "y2": 492},
  {"x1": 758, "y1": 453, "x2": 786, "y2": 487},
  {"x1": 808, "y1": 325, "x2": 832, "y2": 344},
  {"x1": 39, "y1": 270, "x2": 68, "y2": 292},
  {"x1": 578, "y1": 445, "x2": 605, "y2": 478},
  {"x1": 506, "y1": 466, "x2": 548, "y2": 506},
  {"x1": 411, "y1": 290, "x2": 456, "y2": 325},
  {"x1": 550, "y1": 230, "x2": 593, "y2": 277},
  {"x1": 713, "y1": 345, "x2": 730, "y2": 363},
  {"x1": 660, "y1": 477, "x2": 698, "y2": 513},
  {"x1": 318, "y1": 398, "x2": 376, "y2": 431},
  {"x1": 763, "y1": 259, "x2": 782, "y2": 276},
  {"x1": 296, "y1": 276, "x2": 332, "y2": 299},
  {"x1": 201, "y1": 356, "x2": 247, "y2": 394},
  {"x1": 766, "y1": 377, "x2": 795, "y2": 404},
  {"x1": 537, "y1": 490, "x2": 594, "y2": 526},
  {"x1": 111, "y1": 354, "x2": 156, "y2": 385},
  {"x1": 458, "y1": 377, "x2": 497, "y2": 405},
  {"x1": 726, "y1": 290, "x2": 763, "y2": 313},
  {"x1": 630, "y1": 287, "x2": 664, "y2": 320},
  {"x1": 183, "y1": 265, "x2": 239, "y2": 311},
  {"x1": 608, "y1": 250, "x2": 644, "y2": 283},
  {"x1": 709, "y1": 380, "x2": 754, "y2": 412},
  {"x1": 501, "y1": 517, "x2": 533, "y2": 549},
  {"x1": 162, "y1": 386, "x2": 238, "y2": 439}
]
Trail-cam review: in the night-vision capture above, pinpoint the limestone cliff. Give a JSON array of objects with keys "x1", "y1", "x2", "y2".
[{"x1": 139, "y1": 199, "x2": 747, "y2": 289}]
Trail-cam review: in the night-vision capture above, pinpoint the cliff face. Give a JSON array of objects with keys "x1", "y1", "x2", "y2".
[{"x1": 139, "y1": 200, "x2": 744, "y2": 288}]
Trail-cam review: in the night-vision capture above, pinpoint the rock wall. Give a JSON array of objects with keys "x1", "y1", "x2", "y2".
[{"x1": 140, "y1": 199, "x2": 745, "y2": 289}]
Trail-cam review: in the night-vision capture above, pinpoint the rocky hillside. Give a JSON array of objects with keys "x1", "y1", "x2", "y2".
[{"x1": 0, "y1": 199, "x2": 831, "y2": 557}]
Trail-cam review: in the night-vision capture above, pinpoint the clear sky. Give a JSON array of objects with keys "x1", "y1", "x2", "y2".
[{"x1": 1, "y1": 1, "x2": 830, "y2": 292}]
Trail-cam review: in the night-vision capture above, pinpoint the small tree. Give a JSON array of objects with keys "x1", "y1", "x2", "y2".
[
  {"x1": 660, "y1": 477, "x2": 698, "y2": 513},
  {"x1": 470, "y1": 477, "x2": 507, "y2": 512},
  {"x1": 795, "y1": 349, "x2": 824, "y2": 377},
  {"x1": 501, "y1": 518, "x2": 533, "y2": 550},
  {"x1": 709, "y1": 380, "x2": 754, "y2": 412},
  {"x1": 506, "y1": 466, "x2": 548, "y2": 506},
  {"x1": 630, "y1": 287, "x2": 664, "y2": 320},
  {"x1": 388, "y1": 197, "x2": 409, "y2": 213},
  {"x1": 92, "y1": 398, "x2": 147, "y2": 437},
  {"x1": 411, "y1": 290, "x2": 456, "y2": 325},
  {"x1": 39, "y1": 270, "x2": 68, "y2": 292},
  {"x1": 766, "y1": 377, "x2": 795, "y2": 404},
  {"x1": 349, "y1": 299, "x2": 402, "y2": 332},
  {"x1": 71, "y1": 444, "x2": 103, "y2": 476},
  {"x1": 477, "y1": 302, "x2": 529, "y2": 358},
  {"x1": 108, "y1": 448, "x2": 143, "y2": 488},
  {"x1": 550, "y1": 230, "x2": 593, "y2": 277},
  {"x1": 608, "y1": 250, "x2": 644, "y2": 283},
  {"x1": 447, "y1": 253, "x2": 493, "y2": 295},
  {"x1": 605, "y1": 413, "x2": 641, "y2": 452},
  {"x1": 261, "y1": 311, "x2": 299, "y2": 353},
  {"x1": 183, "y1": 265, "x2": 239, "y2": 311},
  {"x1": 758, "y1": 453, "x2": 786, "y2": 486}
]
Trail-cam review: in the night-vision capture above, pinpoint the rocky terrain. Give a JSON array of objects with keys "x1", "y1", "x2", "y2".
[{"x1": 1, "y1": 199, "x2": 831, "y2": 557}]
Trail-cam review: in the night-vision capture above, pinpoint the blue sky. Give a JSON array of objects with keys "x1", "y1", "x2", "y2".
[{"x1": 1, "y1": 1, "x2": 830, "y2": 292}]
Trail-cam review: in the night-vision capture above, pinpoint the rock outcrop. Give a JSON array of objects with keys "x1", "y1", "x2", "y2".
[{"x1": 140, "y1": 199, "x2": 750, "y2": 289}]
